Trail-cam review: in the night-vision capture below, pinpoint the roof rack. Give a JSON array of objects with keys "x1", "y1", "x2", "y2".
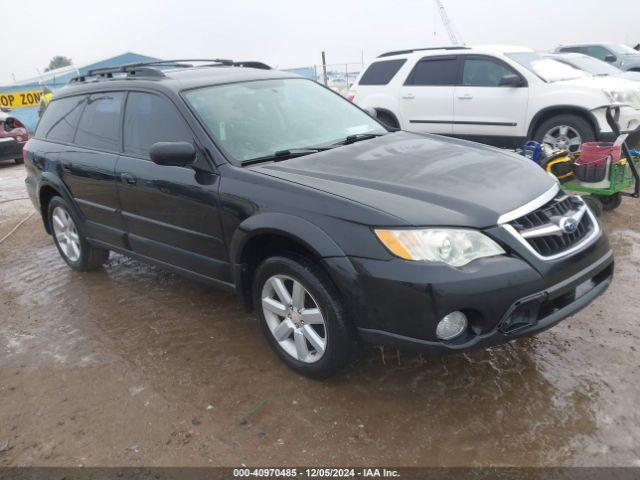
[
  {"x1": 377, "y1": 46, "x2": 469, "y2": 58},
  {"x1": 69, "y1": 58, "x2": 272, "y2": 83}
]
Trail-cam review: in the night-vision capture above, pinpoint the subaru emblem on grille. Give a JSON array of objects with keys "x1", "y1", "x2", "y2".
[{"x1": 560, "y1": 216, "x2": 579, "y2": 234}]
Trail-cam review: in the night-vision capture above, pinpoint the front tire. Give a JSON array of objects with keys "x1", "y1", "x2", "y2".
[
  {"x1": 534, "y1": 114, "x2": 595, "y2": 153},
  {"x1": 252, "y1": 255, "x2": 353, "y2": 378},
  {"x1": 583, "y1": 195, "x2": 603, "y2": 217},
  {"x1": 48, "y1": 196, "x2": 109, "y2": 271}
]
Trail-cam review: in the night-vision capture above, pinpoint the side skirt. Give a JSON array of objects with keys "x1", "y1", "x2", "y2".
[{"x1": 87, "y1": 237, "x2": 236, "y2": 292}]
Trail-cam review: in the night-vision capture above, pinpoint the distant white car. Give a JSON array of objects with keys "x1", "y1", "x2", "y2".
[
  {"x1": 350, "y1": 45, "x2": 640, "y2": 152},
  {"x1": 545, "y1": 52, "x2": 640, "y2": 84}
]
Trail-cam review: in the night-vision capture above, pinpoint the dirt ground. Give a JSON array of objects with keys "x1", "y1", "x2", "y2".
[{"x1": 1, "y1": 161, "x2": 639, "y2": 467}]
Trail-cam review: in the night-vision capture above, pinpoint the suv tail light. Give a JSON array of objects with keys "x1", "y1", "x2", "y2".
[
  {"x1": 22, "y1": 139, "x2": 31, "y2": 162},
  {"x1": 12, "y1": 118, "x2": 25, "y2": 128}
]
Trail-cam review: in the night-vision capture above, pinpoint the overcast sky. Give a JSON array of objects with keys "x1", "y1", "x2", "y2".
[{"x1": 1, "y1": 0, "x2": 638, "y2": 85}]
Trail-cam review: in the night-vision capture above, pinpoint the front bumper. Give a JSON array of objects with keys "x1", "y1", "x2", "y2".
[
  {"x1": 0, "y1": 137, "x2": 25, "y2": 161},
  {"x1": 593, "y1": 105, "x2": 640, "y2": 141},
  {"x1": 324, "y1": 229, "x2": 613, "y2": 355}
]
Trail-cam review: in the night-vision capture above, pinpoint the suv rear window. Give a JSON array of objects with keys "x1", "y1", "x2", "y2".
[
  {"x1": 359, "y1": 59, "x2": 406, "y2": 85},
  {"x1": 75, "y1": 92, "x2": 124, "y2": 151},
  {"x1": 35, "y1": 95, "x2": 86, "y2": 142},
  {"x1": 405, "y1": 58, "x2": 459, "y2": 86}
]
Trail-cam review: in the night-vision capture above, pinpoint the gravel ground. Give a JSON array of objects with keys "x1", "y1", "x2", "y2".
[{"x1": 1, "y1": 161, "x2": 639, "y2": 467}]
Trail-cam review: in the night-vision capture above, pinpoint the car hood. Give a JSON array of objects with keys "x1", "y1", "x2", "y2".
[
  {"x1": 556, "y1": 76, "x2": 637, "y2": 91},
  {"x1": 617, "y1": 71, "x2": 640, "y2": 82},
  {"x1": 250, "y1": 132, "x2": 556, "y2": 228}
]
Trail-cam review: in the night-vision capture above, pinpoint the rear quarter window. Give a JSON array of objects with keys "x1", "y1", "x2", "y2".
[
  {"x1": 358, "y1": 59, "x2": 407, "y2": 85},
  {"x1": 35, "y1": 95, "x2": 86, "y2": 142}
]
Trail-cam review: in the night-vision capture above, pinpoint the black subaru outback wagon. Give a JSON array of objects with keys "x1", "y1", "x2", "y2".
[{"x1": 24, "y1": 60, "x2": 613, "y2": 378}]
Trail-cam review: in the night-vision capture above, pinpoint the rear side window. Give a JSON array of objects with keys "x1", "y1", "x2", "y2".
[
  {"x1": 359, "y1": 59, "x2": 406, "y2": 85},
  {"x1": 559, "y1": 46, "x2": 583, "y2": 54},
  {"x1": 405, "y1": 58, "x2": 459, "y2": 86},
  {"x1": 35, "y1": 95, "x2": 86, "y2": 142},
  {"x1": 75, "y1": 92, "x2": 124, "y2": 151},
  {"x1": 462, "y1": 58, "x2": 518, "y2": 86},
  {"x1": 123, "y1": 92, "x2": 193, "y2": 158}
]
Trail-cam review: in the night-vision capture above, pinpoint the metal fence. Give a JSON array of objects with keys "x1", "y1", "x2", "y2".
[{"x1": 286, "y1": 62, "x2": 365, "y2": 96}]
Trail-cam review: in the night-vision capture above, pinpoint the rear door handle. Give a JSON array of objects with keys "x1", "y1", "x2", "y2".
[
  {"x1": 458, "y1": 94, "x2": 473, "y2": 100},
  {"x1": 120, "y1": 172, "x2": 137, "y2": 185},
  {"x1": 402, "y1": 93, "x2": 415, "y2": 100}
]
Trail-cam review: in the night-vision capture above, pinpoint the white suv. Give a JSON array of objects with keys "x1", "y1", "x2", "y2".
[{"x1": 351, "y1": 45, "x2": 640, "y2": 151}]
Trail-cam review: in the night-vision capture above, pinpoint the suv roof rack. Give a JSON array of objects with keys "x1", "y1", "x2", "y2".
[
  {"x1": 69, "y1": 59, "x2": 272, "y2": 84},
  {"x1": 377, "y1": 46, "x2": 469, "y2": 58}
]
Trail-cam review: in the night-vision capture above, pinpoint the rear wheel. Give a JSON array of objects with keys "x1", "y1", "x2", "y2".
[
  {"x1": 596, "y1": 193, "x2": 622, "y2": 211},
  {"x1": 48, "y1": 196, "x2": 109, "y2": 271},
  {"x1": 14, "y1": 158, "x2": 24, "y2": 165},
  {"x1": 534, "y1": 114, "x2": 595, "y2": 153},
  {"x1": 253, "y1": 255, "x2": 353, "y2": 378},
  {"x1": 376, "y1": 110, "x2": 399, "y2": 129}
]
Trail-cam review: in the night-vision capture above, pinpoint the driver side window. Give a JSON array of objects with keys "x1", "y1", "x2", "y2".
[
  {"x1": 585, "y1": 46, "x2": 613, "y2": 61},
  {"x1": 123, "y1": 92, "x2": 194, "y2": 158},
  {"x1": 462, "y1": 58, "x2": 517, "y2": 87}
]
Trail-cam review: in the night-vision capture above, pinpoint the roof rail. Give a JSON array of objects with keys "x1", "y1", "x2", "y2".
[
  {"x1": 377, "y1": 46, "x2": 469, "y2": 58},
  {"x1": 69, "y1": 58, "x2": 271, "y2": 84}
]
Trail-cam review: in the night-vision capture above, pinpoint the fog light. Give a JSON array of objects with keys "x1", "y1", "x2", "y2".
[{"x1": 436, "y1": 311, "x2": 467, "y2": 340}]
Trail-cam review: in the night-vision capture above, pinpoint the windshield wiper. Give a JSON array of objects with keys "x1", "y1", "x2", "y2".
[
  {"x1": 241, "y1": 147, "x2": 331, "y2": 166},
  {"x1": 331, "y1": 132, "x2": 385, "y2": 146}
]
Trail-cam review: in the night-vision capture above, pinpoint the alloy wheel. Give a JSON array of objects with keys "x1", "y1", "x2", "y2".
[
  {"x1": 261, "y1": 274, "x2": 327, "y2": 363},
  {"x1": 542, "y1": 125, "x2": 582, "y2": 152},
  {"x1": 52, "y1": 206, "x2": 81, "y2": 262}
]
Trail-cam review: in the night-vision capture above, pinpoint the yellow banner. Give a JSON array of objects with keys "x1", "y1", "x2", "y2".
[{"x1": 0, "y1": 89, "x2": 43, "y2": 108}]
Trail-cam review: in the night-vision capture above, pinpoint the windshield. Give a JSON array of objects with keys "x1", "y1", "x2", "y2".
[
  {"x1": 507, "y1": 52, "x2": 588, "y2": 82},
  {"x1": 561, "y1": 55, "x2": 621, "y2": 75},
  {"x1": 184, "y1": 78, "x2": 386, "y2": 164},
  {"x1": 609, "y1": 44, "x2": 639, "y2": 56}
]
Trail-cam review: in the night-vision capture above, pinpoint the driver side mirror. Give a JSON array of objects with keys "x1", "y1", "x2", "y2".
[
  {"x1": 499, "y1": 74, "x2": 524, "y2": 87},
  {"x1": 604, "y1": 54, "x2": 617, "y2": 63},
  {"x1": 150, "y1": 142, "x2": 196, "y2": 167}
]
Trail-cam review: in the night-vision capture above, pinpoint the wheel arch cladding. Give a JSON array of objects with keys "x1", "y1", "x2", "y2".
[
  {"x1": 229, "y1": 213, "x2": 348, "y2": 311},
  {"x1": 39, "y1": 184, "x2": 63, "y2": 234},
  {"x1": 528, "y1": 106, "x2": 598, "y2": 139}
]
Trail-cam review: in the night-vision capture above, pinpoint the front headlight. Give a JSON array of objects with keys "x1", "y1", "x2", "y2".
[
  {"x1": 602, "y1": 89, "x2": 640, "y2": 110},
  {"x1": 374, "y1": 228, "x2": 505, "y2": 267}
]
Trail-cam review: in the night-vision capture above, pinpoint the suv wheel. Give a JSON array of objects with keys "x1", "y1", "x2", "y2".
[
  {"x1": 534, "y1": 114, "x2": 595, "y2": 153},
  {"x1": 14, "y1": 158, "x2": 24, "y2": 165},
  {"x1": 48, "y1": 196, "x2": 110, "y2": 271},
  {"x1": 253, "y1": 255, "x2": 353, "y2": 378},
  {"x1": 376, "y1": 110, "x2": 399, "y2": 129}
]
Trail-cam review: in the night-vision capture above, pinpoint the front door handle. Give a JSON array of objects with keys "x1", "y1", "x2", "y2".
[
  {"x1": 120, "y1": 172, "x2": 137, "y2": 185},
  {"x1": 402, "y1": 93, "x2": 415, "y2": 100},
  {"x1": 458, "y1": 94, "x2": 473, "y2": 100}
]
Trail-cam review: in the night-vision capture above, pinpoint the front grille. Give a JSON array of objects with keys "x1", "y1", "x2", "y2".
[{"x1": 509, "y1": 194, "x2": 594, "y2": 257}]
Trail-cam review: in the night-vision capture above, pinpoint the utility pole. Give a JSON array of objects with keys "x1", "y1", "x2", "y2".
[{"x1": 321, "y1": 51, "x2": 328, "y2": 86}]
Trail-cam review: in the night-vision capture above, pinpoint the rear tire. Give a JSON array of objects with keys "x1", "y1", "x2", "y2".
[
  {"x1": 596, "y1": 193, "x2": 622, "y2": 211},
  {"x1": 252, "y1": 255, "x2": 353, "y2": 379},
  {"x1": 47, "y1": 196, "x2": 109, "y2": 271},
  {"x1": 14, "y1": 158, "x2": 24, "y2": 164},
  {"x1": 583, "y1": 195, "x2": 603, "y2": 217},
  {"x1": 534, "y1": 114, "x2": 595, "y2": 153},
  {"x1": 376, "y1": 110, "x2": 399, "y2": 129}
]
